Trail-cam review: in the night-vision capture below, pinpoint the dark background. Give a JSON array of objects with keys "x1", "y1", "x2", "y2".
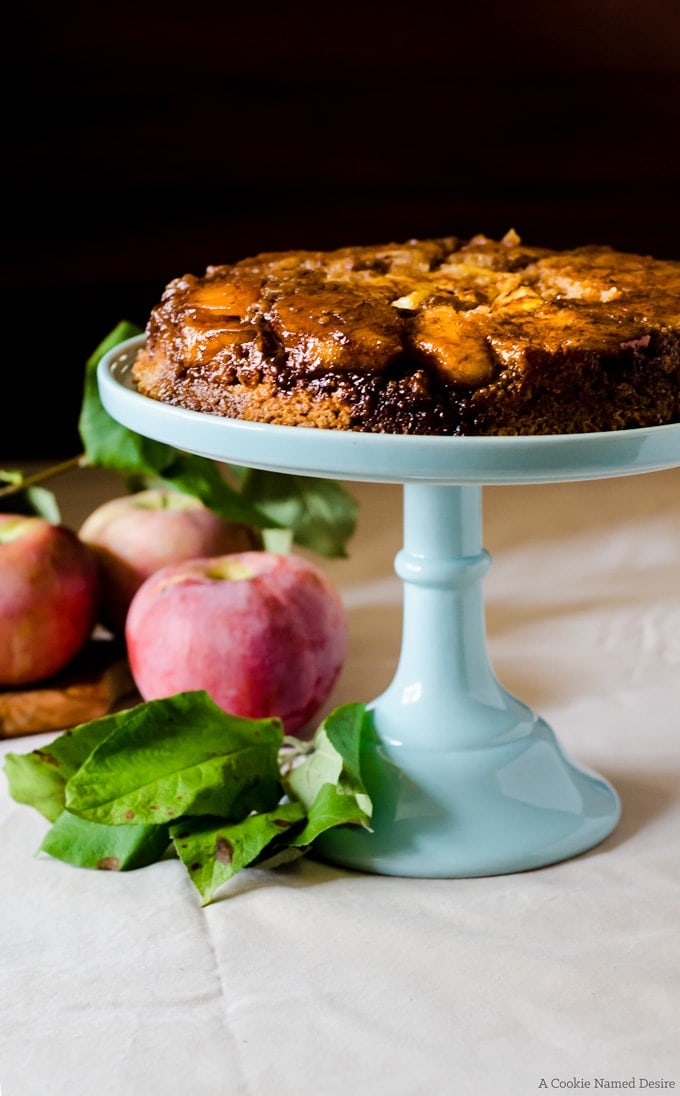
[{"x1": 5, "y1": 0, "x2": 680, "y2": 458}]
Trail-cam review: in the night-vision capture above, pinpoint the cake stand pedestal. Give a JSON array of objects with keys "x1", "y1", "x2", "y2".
[
  {"x1": 99, "y1": 335, "x2": 680, "y2": 877},
  {"x1": 318, "y1": 480, "x2": 617, "y2": 875}
]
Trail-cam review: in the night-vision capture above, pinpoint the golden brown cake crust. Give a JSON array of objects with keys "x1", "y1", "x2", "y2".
[{"x1": 132, "y1": 230, "x2": 680, "y2": 436}]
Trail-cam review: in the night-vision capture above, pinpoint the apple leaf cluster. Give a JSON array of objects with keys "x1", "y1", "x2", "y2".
[
  {"x1": 78, "y1": 322, "x2": 358, "y2": 558},
  {"x1": 3, "y1": 692, "x2": 373, "y2": 905},
  {"x1": 1, "y1": 321, "x2": 358, "y2": 558}
]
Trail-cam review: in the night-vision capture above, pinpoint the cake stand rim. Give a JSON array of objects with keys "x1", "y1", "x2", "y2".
[{"x1": 98, "y1": 334, "x2": 680, "y2": 486}]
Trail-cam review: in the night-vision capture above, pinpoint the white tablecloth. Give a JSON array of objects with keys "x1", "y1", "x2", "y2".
[{"x1": 1, "y1": 468, "x2": 679, "y2": 1096}]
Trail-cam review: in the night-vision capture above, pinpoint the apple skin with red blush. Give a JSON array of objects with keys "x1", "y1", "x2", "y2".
[
  {"x1": 79, "y1": 489, "x2": 260, "y2": 634},
  {"x1": 0, "y1": 515, "x2": 100, "y2": 686},
  {"x1": 125, "y1": 551, "x2": 347, "y2": 735}
]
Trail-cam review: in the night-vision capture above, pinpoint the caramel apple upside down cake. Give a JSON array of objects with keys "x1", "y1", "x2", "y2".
[{"x1": 132, "y1": 230, "x2": 680, "y2": 436}]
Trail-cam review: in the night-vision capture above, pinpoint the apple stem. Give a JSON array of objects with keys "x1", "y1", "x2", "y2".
[
  {"x1": 0, "y1": 454, "x2": 87, "y2": 499},
  {"x1": 278, "y1": 736, "x2": 315, "y2": 774}
]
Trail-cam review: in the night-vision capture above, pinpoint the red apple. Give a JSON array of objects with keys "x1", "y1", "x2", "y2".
[
  {"x1": 79, "y1": 489, "x2": 260, "y2": 634},
  {"x1": 125, "y1": 551, "x2": 347, "y2": 735},
  {"x1": 0, "y1": 515, "x2": 100, "y2": 686}
]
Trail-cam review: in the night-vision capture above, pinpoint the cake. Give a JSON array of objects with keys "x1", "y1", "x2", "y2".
[{"x1": 132, "y1": 230, "x2": 680, "y2": 436}]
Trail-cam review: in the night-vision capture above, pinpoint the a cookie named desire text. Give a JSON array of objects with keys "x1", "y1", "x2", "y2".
[{"x1": 538, "y1": 1080, "x2": 676, "y2": 1090}]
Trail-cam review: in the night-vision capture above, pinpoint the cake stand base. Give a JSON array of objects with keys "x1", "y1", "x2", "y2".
[
  {"x1": 315, "y1": 482, "x2": 621, "y2": 876},
  {"x1": 316, "y1": 716, "x2": 620, "y2": 876}
]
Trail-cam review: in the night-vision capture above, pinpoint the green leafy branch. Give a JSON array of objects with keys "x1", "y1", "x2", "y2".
[
  {"x1": 1, "y1": 321, "x2": 358, "y2": 558},
  {"x1": 3, "y1": 693, "x2": 372, "y2": 905}
]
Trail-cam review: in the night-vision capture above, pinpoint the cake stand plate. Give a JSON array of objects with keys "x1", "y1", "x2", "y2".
[{"x1": 99, "y1": 336, "x2": 680, "y2": 877}]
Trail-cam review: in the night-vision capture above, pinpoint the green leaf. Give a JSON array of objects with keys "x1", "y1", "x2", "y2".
[
  {"x1": 64, "y1": 692, "x2": 283, "y2": 826},
  {"x1": 0, "y1": 469, "x2": 22, "y2": 488},
  {"x1": 3, "y1": 709, "x2": 130, "y2": 822},
  {"x1": 284, "y1": 728, "x2": 343, "y2": 810},
  {"x1": 0, "y1": 471, "x2": 61, "y2": 521},
  {"x1": 261, "y1": 527, "x2": 294, "y2": 554},
  {"x1": 291, "y1": 781, "x2": 371, "y2": 846},
  {"x1": 78, "y1": 319, "x2": 275, "y2": 525},
  {"x1": 284, "y1": 702, "x2": 373, "y2": 825},
  {"x1": 22, "y1": 485, "x2": 62, "y2": 522},
  {"x1": 4, "y1": 751, "x2": 69, "y2": 824},
  {"x1": 171, "y1": 801, "x2": 306, "y2": 905},
  {"x1": 323, "y1": 700, "x2": 368, "y2": 793},
  {"x1": 238, "y1": 470, "x2": 359, "y2": 558},
  {"x1": 78, "y1": 321, "x2": 180, "y2": 478},
  {"x1": 168, "y1": 704, "x2": 374, "y2": 902},
  {"x1": 155, "y1": 451, "x2": 274, "y2": 529},
  {"x1": 40, "y1": 811, "x2": 170, "y2": 872}
]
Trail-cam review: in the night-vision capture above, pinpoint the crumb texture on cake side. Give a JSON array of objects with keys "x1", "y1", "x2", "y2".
[{"x1": 131, "y1": 230, "x2": 680, "y2": 436}]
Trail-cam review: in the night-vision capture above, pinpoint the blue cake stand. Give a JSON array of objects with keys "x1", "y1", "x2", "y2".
[{"x1": 99, "y1": 335, "x2": 680, "y2": 877}]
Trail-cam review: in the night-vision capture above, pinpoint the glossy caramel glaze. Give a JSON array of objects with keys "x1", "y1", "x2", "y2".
[{"x1": 132, "y1": 230, "x2": 680, "y2": 435}]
